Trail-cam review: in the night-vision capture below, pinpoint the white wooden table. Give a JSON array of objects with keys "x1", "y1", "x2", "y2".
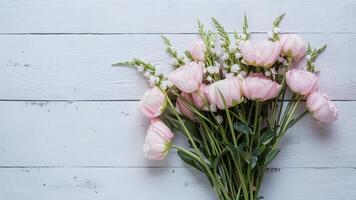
[{"x1": 0, "y1": 0, "x2": 355, "y2": 199}]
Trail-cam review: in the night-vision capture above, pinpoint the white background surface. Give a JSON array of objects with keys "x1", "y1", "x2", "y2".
[{"x1": 0, "y1": 0, "x2": 355, "y2": 199}]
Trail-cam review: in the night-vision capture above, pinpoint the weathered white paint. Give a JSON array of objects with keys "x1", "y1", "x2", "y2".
[
  {"x1": 0, "y1": 101, "x2": 354, "y2": 168},
  {"x1": 0, "y1": 0, "x2": 355, "y2": 199},
  {"x1": 0, "y1": 167, "x2": 355, "y2": 200},
  {"x1": 0, "y1": 34, "x2": 355, "y2": 100},
  {"x1": 0, "y1": 0, "x2": 355, "y2": 33}
]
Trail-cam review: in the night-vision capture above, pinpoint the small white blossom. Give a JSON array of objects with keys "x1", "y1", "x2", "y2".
[
  {"x1": 137, "y1": 66, "x2": 144, "y2": 72},
  {"x1": 231, "y1": 64, "x2": 240, "y2": 73},
  {"x1": 235, "y1": 52, "x2": 242, "y2": 59},
  {"x1": 273, "y1": 27, "x2": 280, "y2": 34},
  {"x1": 210, "y1": 104, "x2": 217, "y2": 112},
  {"x1": 207, "y1": 76, "x2": 214, "y2": 82},
  {"x1": 267, "y1": 31, "x2": 274, "y2": 39},
  {"x1": 207, "y1": 66, "x2": 219, "y2": 74},
  {"x1": 220, "y1": 53, "x2": 229, "y2": 61},
  {"x1": 144, "y1": 71, "x2": 151, "y2": 77},
  {"x1": 240, "y1": 33, "x2": 247, "y2": 40},
  {"x1": 239, "y1": 71, "x2": 247, "y2": 78},
  {"x1": 265, "y1": 70, "x2": 271, "y2": 76},
  {"x1": 160, "y1": 80, "x2": 173, "y2": 90},
  {"x1": 229, "y1": 43, "x2": 236, "y2": 52},
  {"x1": 306, "y1": 55, "x2": 312, "y2": 60},
  {"x1": 149, "y1": 76, "x2": 159, "y2": 86},
  {"x1": 216, "y1": 115, "x2": 223, "y2": 124}
]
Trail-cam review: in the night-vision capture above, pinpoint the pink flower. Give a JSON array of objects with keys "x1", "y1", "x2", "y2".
[
  {"x1": 206, "y1": 78, "x2": 244, "y2": 109},
  {"x1": 286, "y1": 69, "x2": 319, "y2": 96},
  {"x1": 239, "y1": 40, "x2": 281, "y2": 68},
  {"x1": 176, "y1": 93, "x2": 195, "y2": 120},
  {"x1": 280, "y1": 34, "x2": 307, "y2": 62},
  {"x1": 190, "y1": 40, "x2": 206, "y2": 61},
  {"x1": 191, "y1": 84, "x2": 209, "y2": 111},
  {"x1": 169, "y1": 62, "x2": 203, "y2": 93},
  {"x1": 143, "y1": 119, "x2": 174, "y2": 160},
  {"x1": 241, "y1": 73, "x2": 281, "y2": 101},
  {"x1": 306, "y1": 92, "x2": 338, "y2": 123},
  {"x1": 140, "y1": 87, "x2": 167, "y2": 119}
]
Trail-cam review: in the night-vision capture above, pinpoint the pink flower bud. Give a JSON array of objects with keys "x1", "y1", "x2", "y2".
[
  {"x1": 239, "y1": 40, "x2": 281, "y2": 68},
  {"x1": 140, "y1": 87, "x2": 167, "y2": 119},
  {"x1": 169, "y1": 62, "x2": 203, "y2": 93},
  {"x1": 191, "y1": 84, "x2": 209, "y2": 111},
  {"x1": 286, "y1": 69, "x2": 319, "y2": 96},
  {"x1": 143, "y1": 119, "x2": 174, "y2": 160},
  {"x1": 241, "y1": 73, "x2": 281, "y2": 101},
  {"x1": 306, "y1": 92, "x2": 338, "y2": 123},
  {"x1": 206, "y1": 78, "x2": 244, "y2": 109},
  {"x1": 189, "y1": 40, "x2": 206, "y2": 61},
  {"x1": 176, "y1": 93, "x2": 195, "y2": 120},
  {"x1": 280, "y1": 34, "x2": 307, "y2": 62}
]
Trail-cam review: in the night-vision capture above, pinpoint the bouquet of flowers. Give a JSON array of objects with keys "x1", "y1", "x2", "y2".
[{"x1": 113, "y1": 14, "x2": 338, "y2": 200}]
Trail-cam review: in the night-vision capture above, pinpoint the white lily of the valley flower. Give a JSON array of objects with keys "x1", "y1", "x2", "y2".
[
  {"x1": 273, "y1": 27, "x2": 280, "y2": 34},
  {"x1": 306, "y1": 55, "x2": 312, "y2": 60},
  {"x1": 221, "y1": 53, "x2": 229, "y2": 61},
  {"x1": 149, "y1": 76, "x2": 159, "y2": 86},
  {"x1": 265, "y1": 70, "x2": 271, "y2": 76},
  {"x1": 144, "y1": 71, "x2": 151, "y2": 77},
  {"x1": 207, "y1": 66, "x2": 219, "y2": 74},
  {"x1": 210, "y1": 104, "x2": 217, "y2": 112},
  {"x1": 137, "y1": 66, "x2": 144, "y2": 72},
  {"x1": 240, "y1": 33, "x2": 247, "y2": 40},
  {"x1": 231, "y1": 64, "x2": 240, "y2": 73},
  {"x1": 235, "y1": 52, "x2": 242, "y2": 59},
  {"x1": 216, "y1": 115, "x2": 223, "y2": 124},
  {"x1": 207, "y1": 76, "x2": 214, "y2": 83}
]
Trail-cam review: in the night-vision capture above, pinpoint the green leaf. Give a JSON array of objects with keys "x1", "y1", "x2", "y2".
[
  {"x1": 177, "y1": 149, "x2": 205, "y2": 173},
  {"x1": 253, "y1": 145, "x2": 266, "y2": 156},
  {"x1": 264, "y1": 149, "x2": 280, "y2": 165},
  {"x1": 250, "y1": 156, "x2": 258, "y2": 169},
  {"x1": 212, "y1": 148, "x2": 228, "y2": 173},
  {"x1": 260, "y1": 129, "x2": 275, "y2": 145},
  {"x1": 211, "y1": 17, "x2": 230, "y2": 46},
  {"x1": 273, "y1": 13, "x2": 286, "y2": 27},
  {"x1": 233, "y1": 122, "x2": 253, "y2": 135}
]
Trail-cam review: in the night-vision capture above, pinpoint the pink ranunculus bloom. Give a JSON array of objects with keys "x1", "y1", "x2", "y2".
[
  {"x1": 169, "y1": 61, "x2": 203, "y2": 93},
  {"x1": 190, "y1": 40, "x2": 206, "y2": 61},
  {"x1": 176, "y1": 93, "x2": 195, "y2": 120},
  {"x1": 143, "y1": 119, "x2": 174, "y2": 160},
  {"x1": 239, "y1": 40, "x2": 281, "y2": 68},
  {"x1": 286, "y1": 69, "x2": 319, "y2": 96},
  {"x1": 206, "y1": 77, "x2": 244, "y2": 110},
  {"x1": 306, "y1": 91, "x2": 338, "y2": 123},
  {"x1": 241, "y1": 73, "x2": 281, "y2": 101},
  {"x1": 140, "y1": 86, "x2": 167, "y2": 119},
  {"x1": 191, "y1": 84, "x2": 209, "y2": 111},
  {"x1": 280, "y1": 34, "x2": 307, "y2": 62}
]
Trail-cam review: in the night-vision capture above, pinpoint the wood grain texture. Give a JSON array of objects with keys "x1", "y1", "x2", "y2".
[
  {"x1": 0, "y1": 101, "x2": 354, "y2": 168},
  {"x1": 0, "y1": 34, "x2": 355, "y2": 100},
  {"x1": 0, "y1": 0, "x2": 355, "y2": 33},
  {"x1": 0, "y1": 167, "x2": 355, "y2": 200}
]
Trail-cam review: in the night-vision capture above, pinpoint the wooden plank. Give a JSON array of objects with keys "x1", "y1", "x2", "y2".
[
  {"x1": 0, "y1": 101, "x2": 354, "y2": 167},
  {"x1": 0, "y1": 34, "x2": 355, "y2": 100},
  {"x1": 0, "y1": 167, "x2": 355, "y2": 200},
  {"x1": 0, "y1": 0, "x2": 355, "y2": 33}
]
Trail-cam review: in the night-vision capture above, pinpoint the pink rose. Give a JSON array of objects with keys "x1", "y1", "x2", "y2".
[
  {"x1": 206, "y1": 78, "x2": 244, "y2": 109},
  {"x1": 169, "y1": 62, "x2": 203, "y2": 93},
  {"x1": 190, "y1": 40, "x2": 206, "y2": 61},
  {"x1": 280, "y1": 34, "x2": 307, "y2": 62},
  {"x1": 176, "y1": 93, "x2": 195, "y2": 120},
  {"x1": 239, "y1": 40, "x2": 281, "y2": 68},
  {"x1": 306, "y1": 92, "x2": 338, "y2": 123},
  {"x1": 191, "y1": 84, "x2": 209, "y2": 111},
  {"x1": 286, "y1": 69, "x2": 319, "y2": 96},
  {"x1": 140, "y1": 87, "x2": 167, "y2": 119},
  {"x1": 143, "y1": 119, "x2": 174, "y2": 160},
  {"x1": 241, "y1": 73, "x2": 281, "y2": 101}
]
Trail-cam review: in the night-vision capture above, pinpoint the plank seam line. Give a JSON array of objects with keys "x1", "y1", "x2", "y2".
[
  {"x1": 0, "y1": 32, "x2": 355, "y2": 35},
  {"x1": 0, "y1": 99, "x2": 354, "y2": 102},
  {"x1": 0, "y1": 166, "x2": 355, "y2": 169}
]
